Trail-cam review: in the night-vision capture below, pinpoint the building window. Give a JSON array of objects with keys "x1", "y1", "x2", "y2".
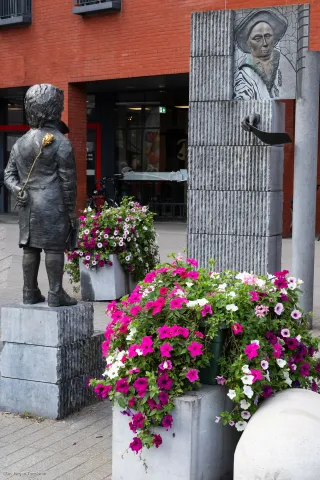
[{"x1": 0, "y1": 0, "x2": 32, "y2": 25}]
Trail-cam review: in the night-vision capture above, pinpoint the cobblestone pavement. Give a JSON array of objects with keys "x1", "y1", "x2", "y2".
[{"x1": 1, "y1": 220, "x2": 320, "y2": 479}]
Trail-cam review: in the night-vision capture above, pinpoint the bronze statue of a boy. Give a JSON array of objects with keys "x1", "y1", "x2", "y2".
[{"x1": 4, "y1": 84, "x2": 77, "y2": 307}]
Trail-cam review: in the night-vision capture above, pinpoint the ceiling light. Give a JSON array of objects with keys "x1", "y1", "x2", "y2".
[{"x1": 175, "y1": 105, "x2": 189, "y2": 109}]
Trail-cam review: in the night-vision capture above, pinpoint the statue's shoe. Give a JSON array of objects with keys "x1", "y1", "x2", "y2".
[
  {"x1": 48, "y1": 289, "x2": 77, "y2": 308},
  {"x1": 23, "y1": 288, "x2": 45, "y2": 305}
]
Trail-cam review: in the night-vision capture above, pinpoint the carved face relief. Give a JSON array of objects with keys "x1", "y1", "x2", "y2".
[{"x1": 247, "y1": 22, "x2": 275, "y2": 60}]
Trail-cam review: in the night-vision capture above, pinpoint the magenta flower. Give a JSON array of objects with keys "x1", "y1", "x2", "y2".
[
  {"x1": 300, "y1": 363, "x2": 310, "y2": 377},
  {"x1": 249, "y1": 291, "x2": 259, "y2": 302},
  {"x1": 169, "y1": 297, "x2": 187, "y2": 310},
  {"x1": 162, "y1": 414, "x2": 173, "y2": 430},
  {"x1": 130, "y1": 305, "x2": 142, "y2": 317},
  {"x1": 216, "y1": 376, "x2": 227, "y2": 385},
  {"x1": 129, "y1": 368, "x2": 140, "y2": 375},
  {"x1": 157, "y1": 374, "x2": 173, "y2": 390},
  {"x1": 179, "y1": 327, "x2": 190, "y2": 339},
  {"x1": 153, "y1": 434, "x2": 163, "y2": 448},
  {"x1": 249, "y1": 369, "x2": 263, "y2": 383},
  {"x1": 232, "y1": 323, "x2": 243, "y2": 335},
  {"x1": 291, "y1": 309, "x2": 302, "y2": 320},
  {"x1": 316, "y1": 362, "x2": 320, "y2": 374},
  {"x1": 128, "y1": 344, "x2": 139, "y2": 358},
  {"x1": 128, "y1": 396, "x2": 136, "y2": 407},
  {"x1": 262, "y1": 385, "x2": 273, "y2": 399},
  {"x1": 160, "y1": 343, "x2": 173, "y2": 358},
  {"x1": 128, "y1": 292, "x2": 143, "y2": 304},
  {"x1": 158, "y1": 391, "x2": 169, "y2": 405},
  {"x1": 93, "y1": 383, "x2": 112, "y2": 399},
  {"x1": 265, "y1": 331, "x2": 277, "y2": 345},
  {"x1": 133, "y1": 377, "x2": 148, "y2": 395},
  {"x1": 195, "y1": 331, "x2": 205, "y2": 339},
  {"x1": 272, "y1": 343, "x2": 282, "y2": 359},
  {"x1": 186, "y1": 369, "x2": 199, "y2": 382},
  {"x1": 159, "y1": 360, "x2": 173, "y2": 371},
  {"x1": 244, "y1": 343, "x2": 260, "y2": 360},
  {"x1": 155, "y1": 297, "x2": 166, "y2": 308},
  {"x1": 144, "y1": 271, "x2": 157, "y2": 283},
  {"x1": 159, "y1": 287, "x2": 168, "y2": 295},
  {"x1": 280, "y1": 293, "x2": 289, "y2": 302},
  {"x1": 188, "y1": 342, "x2": 203, "y2": 357},
  {"x1": 141, "y1": 336, "x2": 154, "y2": 355},
  {"x1": 152, "y1": 306, "x2": 162, "y2": 316},
  {"x1": 145, "y1": 301, "x2": 154, "y2": 310},
  {"x1": 187, "y1": 271, "x2": 199, "y2": 281},
  {"x1": 186, "y1": 258, "x2": 198, "y2": 267},
  {"x1": 129, "y1": 437, "x2": 143, "y2": 454},
  {"x1": 274, "y1": 277, "x2": 288, "y2": 289},
  {"x1": 157, "y1": 325, "x2": 172, "y2": 339},
  {"x1": 115, "y1": 378, "x2": 130, "y2": 395},
  {"x1": 201, "y1": 304, "x2": 213, "y2": 317},
  {"x1": 132, "y1": 412, "x2": 145, "y2": 429},
  {"x1": 102, "y1": 341, "x2": 110, "y2": 357}
]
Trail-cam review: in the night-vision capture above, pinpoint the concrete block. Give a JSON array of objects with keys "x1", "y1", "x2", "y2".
[
  {"x1": 188, "y1": 145, "x2": 284, "y2": 192},
  {"x1": 0, "y1": 368, "x2": 104, "y2": 419},
  {"x1": 190, "y1": 56, "x2": 233, "y2": 101},
  {"x1": 234, "y1": 389, "x2": 320, "y2": 480},
  {"x1": 191, "y1": 10, "x2": 234, "y2": 57},
  {"x1": 80, "y1": 254, "x2": 127, "y2": 301},
  {"x1": 0, "y1": 302, "x2": 94, "y2": 347},
  {"x1": 112, "y1": 385, "x2": 239, "y2": 480},
  {"x1": 188, "y1": 190, "x2": 283, "y2": 236},
  {"x1": 187, "y1": 233, "x2": 281, "y2": 274},
  {"x1": 188, "y1": 100, "x2": 285, "y2": 147},
  {"x1": 0, "y1": 332, "x2": 104, "y2": 383}
]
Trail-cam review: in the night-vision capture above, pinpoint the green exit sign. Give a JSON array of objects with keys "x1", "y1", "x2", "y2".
[{"x1": 159, "y1": 106, "x2": 166, "y2": 114}]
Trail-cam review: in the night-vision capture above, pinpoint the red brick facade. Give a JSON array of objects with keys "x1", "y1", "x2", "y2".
[{"x1": 0, "y1": 1, "x2": 319, "y2": 230}]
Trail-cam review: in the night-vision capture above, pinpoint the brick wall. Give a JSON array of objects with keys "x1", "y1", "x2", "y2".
[{"x1": 0, "y1": 0, "x2": 319, "y2": 224}]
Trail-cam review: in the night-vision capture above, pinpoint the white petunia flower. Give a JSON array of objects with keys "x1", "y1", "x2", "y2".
[
  {"x1": 226, "y1": 304, "x2": 238, "y2": 312},
  {"x1": 241, "y1": 411, "x2": 251, "y2": 420},
  {"x1": 136, "y1": 349, "x2": 143, "y2": 356},
  {"x1": 297, "y1": 279, "x2": 304, "y2": 285},
  {"x1": 276, "y1": 359, "x2": 287, "y2": 368},
  {"x1": 197, "y1": 298, "x2": 209, "y2": 306},
  {"x1": 281, "y1": 328, "x2": 290, "y2": 338},
  {"x1": 186, "y1": 282, "x2": 194, "y2": 288},
  {"x1": 228, "y1": 291, "x2": 236, "y2": 298},
  {"x1": 92, "y1": 260, "x2": 97, "y2": 266},
  {"x1": 242, "y1": 365, "x2": 251, "y2": 374},
  {"x1": 261, "y1": 360, "x2": 269, "y2": 370},
  {"x1": 84, "y1": 229, "x2": 89, "y2": 235},
  {"x1": 240, "y1": 400, "x2": 251, "y2": 410},
  {"x1": 288, "y1": 282, "x2": 297, "y2": 290},
  {"x1": 85, "y1": 255, "x2": 91, "y2": 261},
  {"x1": 274, "y1": 303, "x2": 284, "y2": 315},
  {"x1": 227, "y1": 389, "x2": 236, "y2": 400},
  {"x1": 79, "y1": 252, "x2": 84, "y2": 256},
  {"x1": 215, "y1": 416, "x2": 221, "y2": 424},
  {"x1": 296, "y1": 335, "x2": 302, "y2": 342},
  {"x1": 251, "y1": 340, "x2": 260, "y2": 345},
  {"x1": 241, "y1": 375, "x2": 254, "y2": 385},
  {"x1": 243, "y1": 386, "x2": 254, "y2": 399},
  {"x1": 87, "y1": 207, "x2": 92, "y2": 212},
  {"x1": 218, "y1": 283, "x2": 227, "y2": 292},
  {"x1": 97, "y1": 243, "x2": 103, "y2": 248},
  {"x1": 256, "y1": 278, "x2": 266, "y2": 288},
  {"x1": 264, "y1": 371, "x2": 271, "y2": 382},
  {"x1": 235, "y1": 421, "x2": 247, "y2": 432}
]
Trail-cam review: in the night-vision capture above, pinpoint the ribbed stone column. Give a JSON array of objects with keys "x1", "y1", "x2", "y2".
[{"x1": 188, "y1": 10, "x2": 284, "y2": 274}]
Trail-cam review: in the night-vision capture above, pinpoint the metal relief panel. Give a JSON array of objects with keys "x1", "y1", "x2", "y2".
[
  {"x1": 191, "y1": 10, "x2": 234, "y2": 57},
  {"x1": 233, "y1": 5, "x2": 306, "y2": 100}
]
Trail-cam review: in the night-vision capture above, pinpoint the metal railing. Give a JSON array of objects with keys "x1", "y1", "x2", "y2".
[
  {"x1": 74, "y1": 0, "x2": 109, "y2": 5},
  {"x1": 0, "y1": 0, "x2": 31, "y2": 19}
]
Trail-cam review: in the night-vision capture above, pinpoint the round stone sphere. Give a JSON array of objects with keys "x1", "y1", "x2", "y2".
[{"x1": 234, "y1": 389, "x2": 320, "y2": 480}]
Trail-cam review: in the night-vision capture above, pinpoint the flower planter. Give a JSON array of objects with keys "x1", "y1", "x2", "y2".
[
  {"x1": 199, "y1": 329, "x2": 228, "y2": 385},
  {"x1": 80, "y1": 255, "x2": 128, "y2": 301}
]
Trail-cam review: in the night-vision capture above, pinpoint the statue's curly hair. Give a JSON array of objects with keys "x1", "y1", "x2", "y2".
[{"x1": 25, "y1": 84, "x2": 64, "y2": 128}]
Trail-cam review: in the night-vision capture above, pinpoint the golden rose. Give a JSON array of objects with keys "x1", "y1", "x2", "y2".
[{"x1": 42, "y1": 133, "x2": 55, "y2": 147}]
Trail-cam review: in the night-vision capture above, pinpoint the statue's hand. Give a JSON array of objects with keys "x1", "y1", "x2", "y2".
[{"x1": 16, "y1": 189, "x2": 29, "y2": 207}]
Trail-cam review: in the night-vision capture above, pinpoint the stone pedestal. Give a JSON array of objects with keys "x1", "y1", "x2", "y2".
[
  {"x1": 112, "y1": 385, "x2": 240, "y2": 480},
  {"x1": 0, "y1": 302, "x2": 104, "y2": 419},
  {"x1": 188, "y1": 10, "x2": 284, "y2": 274}
]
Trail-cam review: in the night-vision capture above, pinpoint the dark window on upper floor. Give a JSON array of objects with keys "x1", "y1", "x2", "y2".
[
  {"x1": 72, "y1": 0, "x2": 121, "y2": 16},
  {"x1": 0, "y1": 0, "x2": 32, "y2": 27}
]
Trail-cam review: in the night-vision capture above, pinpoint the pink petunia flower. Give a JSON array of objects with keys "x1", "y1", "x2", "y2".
[
  {"x1": 157, "y1": 325, "x2": 172, "y2": 339},
  {"x1": 159, "y1": 287, "x2": 168, "y2": 295},
  {"x1": 169, "y1": 297, "x2": 188, "y2": 310},
  {"x1": 291, "y1": 309, "x2": 302, "y2": 320},
  {"x1": 129, "y1": 437, "x2": 143, "y2": 454},
  {"x1": 273, "y1": 343, "x2": 283, "y2": 358},
  {"x1": 244, "y1": 343, "x2": 260, "y2": 360},
  {"x1": 130, "y1": 305, "x2": 142, "y2": 317},
  {"x1": 160, "y1": 343, "x2": 173, "y2": 358},
  {"x1": 187, "y1": 271, "x2": 199, "y2": 281},
  {"x1": 249, "y1": 291, "x2": 259, "y2": 302},
  {"x1": 186, "y1": 258, "x2": 198, "y2": 267},
  {"x1": 115, "y1": 378, "x2": 130, "y2": 395},
  {"x1": 232, "y1": 323, "x2": 243, "y2": 335},
  {"x1": 157, "y1": 374, "x2": 173, "y2": 390},
  {"x1": 162, "y1": 414, "x2": 173, "y2": 430},
  {"x1": 152, "y1": 306, "x2": 162, "y2": 316},
  {"x1": 159, "y1": 360, "x2": 173, "y2": 371},
  {"x1": 216, "y1": 376, "x2": 227, "y2": 385},
  {"x1": 153, "y1": 434, "x2": 163, "y2": 448},
  {"x1": 195, "y1": 331, "x2": 204, "y2": 338},
  {"x1": 158, "y1": 391, "x2": 169, "y2": 405},
  {"x1": 129, "y1": 368, "x2": 140, "y2": 375},
  {"x1": 186, "y1": 369, "x2": 199, "y2": 382},
  {"x1": 187, "y1": 342, "x2": 203, "y2": 357},
  {"x1": 249, "y1": 369, "x2": 263, "y2": 383},
  {"x1": 201, "y1": 304, "x2": 213, "y2": 317}
]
